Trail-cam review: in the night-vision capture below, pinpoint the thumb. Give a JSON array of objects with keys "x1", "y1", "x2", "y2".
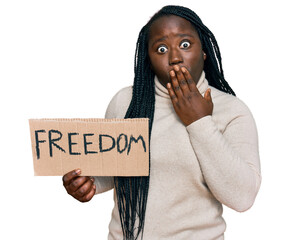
[{"x1": 204, "y1": 88, "x2": 212, "y2": 102}]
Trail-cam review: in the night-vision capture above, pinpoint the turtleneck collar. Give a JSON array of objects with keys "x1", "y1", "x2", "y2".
[{"x1": 154, "y1": 71, "x2": 209, "y2": 102}]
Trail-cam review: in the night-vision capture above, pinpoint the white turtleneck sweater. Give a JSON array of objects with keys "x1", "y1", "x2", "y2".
[{"x1": 93, "y1": 72, "x2": 261, "y2": 240}]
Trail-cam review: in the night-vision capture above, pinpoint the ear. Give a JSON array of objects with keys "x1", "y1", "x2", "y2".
[{"x1": 203, "y1": 51, "x2": 207, "y2": 61}]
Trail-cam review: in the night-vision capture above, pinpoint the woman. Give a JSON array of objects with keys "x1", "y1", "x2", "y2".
[{"x1": 63, "y1": 5, "x2": 261, "y2": 240}]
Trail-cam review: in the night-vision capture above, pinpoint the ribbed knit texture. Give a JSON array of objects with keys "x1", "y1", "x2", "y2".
[{"x1": 94, "y1": 72, "x2": 261, "y2": 240}]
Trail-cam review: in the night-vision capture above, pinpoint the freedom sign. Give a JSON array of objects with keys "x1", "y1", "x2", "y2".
[{"x1": 29, "y1": 118, "x2": 149, "y2": 176}]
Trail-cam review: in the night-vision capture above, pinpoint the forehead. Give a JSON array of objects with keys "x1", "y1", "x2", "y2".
[{"x1": 148, "y1": 15, "x2": 198, "y2": 41}]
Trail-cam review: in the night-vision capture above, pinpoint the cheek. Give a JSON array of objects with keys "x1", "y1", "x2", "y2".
[
  {"x1": 185, "y1": 52, "x2": 205, "y2": 80},
  {"x1": 187, "y1": 51, "x2": 203, "y2": 66},
  {"x1": 150, "y1": 56, "x2": 168, "y2": 77}
]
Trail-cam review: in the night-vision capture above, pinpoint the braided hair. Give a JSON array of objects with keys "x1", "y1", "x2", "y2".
[{"x1": 114, "y1": 5, "x2": 236, "y2": 240}]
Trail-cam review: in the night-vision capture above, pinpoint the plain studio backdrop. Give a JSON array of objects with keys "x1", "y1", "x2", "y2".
[{"x1": 0, "y1": 0, "x2": 290, "y2": 239}]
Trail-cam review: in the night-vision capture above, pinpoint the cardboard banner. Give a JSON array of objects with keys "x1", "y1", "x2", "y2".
[{"x1": 29, "y1": 118, "x2": 149, "y2": 176}]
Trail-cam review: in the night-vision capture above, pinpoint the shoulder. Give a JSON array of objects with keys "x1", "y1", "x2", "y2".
[
  {"x1": 209, "y1": 86, "x2": 256, "y2": 132},
  {"x1": 105, "y1": 86, "x2": 133, "y2": 119},
  {"x1": 109, "y1": 85, "x2": 133, "y2": 105},
  {"x1": 210, "y1": 86, "x2": 252, "y2": 115}
]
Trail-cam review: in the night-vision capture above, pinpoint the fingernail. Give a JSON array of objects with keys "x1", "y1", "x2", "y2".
[
  {"x1": 75, "y1": 169, "x2": 81, "y2": 175},
  {"x1": 167, "y1": 83, "x2": 171, "y2": 88},
  {"x1": 174, "y1": 65, "x2": 179, "y2": 71},
  {"x1": 181, "y1": 67, "x2": 186, "y2": 73},
  {"x1": 170, "y1": 70, "x2": 175, "y2": 76},
  {"x1": 90, "y1": 177, "x2": 95, "y2": 182}
]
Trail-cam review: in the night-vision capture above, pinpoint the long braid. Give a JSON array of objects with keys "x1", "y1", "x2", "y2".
[
  {"x1": 114, "y1": 23, "x2": 154, "y2": 240},
  {"x1": 114, "y1": 5, "x2": 236, "y2": 240}
]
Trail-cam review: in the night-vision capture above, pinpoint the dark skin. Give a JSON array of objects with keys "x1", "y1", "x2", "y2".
[
  {"x1": 63, "y1": 169, "x2": 96, "y2": 202},
  {"x1": 63, "y1": 15, "x2": 213, "y2": 202},
  {"x1": 148, "y1": 15, "x2": 213, "y2": 126}
]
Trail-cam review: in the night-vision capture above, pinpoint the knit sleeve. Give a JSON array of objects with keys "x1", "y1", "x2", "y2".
[
  {"x1": 186, "y1": 98, "x2": 261, "y2": 212},
  {"x1": 93, "y1": 86, "x2": 133, "y2": 194},
  {"x1": 105, "y1": 85, "x2": 133, "y2": 119}
]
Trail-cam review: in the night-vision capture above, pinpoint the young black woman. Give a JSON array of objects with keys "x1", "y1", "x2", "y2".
[{"x1": 62, "y1": 5, "x2": 261, "y2": 240}]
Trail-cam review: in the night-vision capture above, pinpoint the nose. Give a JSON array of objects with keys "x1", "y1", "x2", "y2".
[{"x1": 169, "y1": 48, "x2": 183, "y2": 66}]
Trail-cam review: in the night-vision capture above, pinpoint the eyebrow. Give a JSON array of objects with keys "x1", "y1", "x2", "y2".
[{"x1": 151, "y1": 33, "x2": 196, "y2": 47}]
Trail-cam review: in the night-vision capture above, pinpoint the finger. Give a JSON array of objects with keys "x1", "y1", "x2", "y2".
[
  {"x1": 63, "y1": 169, "x2": 81, "y2": 187},
  {"x1": 204, "y1": 88, "x2": 212, "y2": 102},
  {"x1": 169, "y1": 70, "x2": 183, "y2": 98},
  {"x1": 173, "y1": 65, "x2": 190, "y2": 96},
  {"x1": 80, "y1": 185, "x2": 96, "y2": 202},
  {"x1": 90, "y1": 177, "x2": 95, "y2": 183},
  {"x1": 74, "y1": 178, "x2": 93, "y2": 198},
  {"x1": 68, "y1": 176, "x2": 88, "y2": 193},
  {"x1": 181, "y1": 67, "x2": 199, "y2": 94},
  {"x1": 167, "y1": 82, "x2": 179, "y2": 104}
]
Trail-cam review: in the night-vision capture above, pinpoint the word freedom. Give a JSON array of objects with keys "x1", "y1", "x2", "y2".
[{"x1": 34, "y1": 129, "x2": 147, "y2": 159}]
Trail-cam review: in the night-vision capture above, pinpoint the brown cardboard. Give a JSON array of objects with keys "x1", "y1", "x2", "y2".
[{"x1": 29, "y1": 118, "x2": 149, "y2": 176}]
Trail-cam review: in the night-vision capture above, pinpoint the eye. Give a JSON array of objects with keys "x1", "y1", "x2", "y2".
[
  {"x1": 157, "y1": 45, "x2": 168, "y2": 53},
  {"x1": 180, "y1": 40, "x2": 191, "y2": 49}
]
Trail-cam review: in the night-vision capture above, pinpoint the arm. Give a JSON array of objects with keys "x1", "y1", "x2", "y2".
[
  {"x1": 62, "y1": 87, "x2": 133, "y2": 200},
  {"x1": 167, "y1": 66, "x2": 261, "y2": 212},
  {"x1": 92, "y1": 176, "x2": 114, "y2": 194},
  {"x1": 186, "y1": 106, "x2": 261, "y2": 212},
  {"x1": 93, "y1": 86, "x2": 133, "y2": 194}
]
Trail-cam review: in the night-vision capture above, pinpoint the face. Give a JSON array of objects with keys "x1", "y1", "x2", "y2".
[{"x1": 148, "y1": 15, "x2": 206, "y2": 88}]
